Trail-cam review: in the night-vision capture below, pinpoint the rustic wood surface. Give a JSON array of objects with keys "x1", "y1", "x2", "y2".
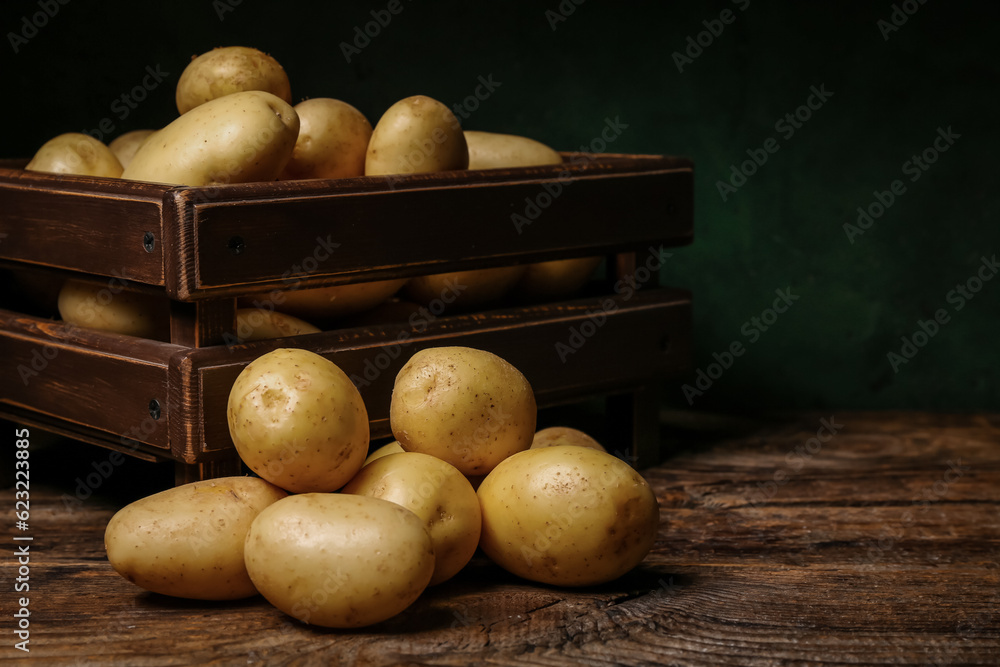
[{"x1": 2, "y1": 411, "x2": 998, "y2": 666}]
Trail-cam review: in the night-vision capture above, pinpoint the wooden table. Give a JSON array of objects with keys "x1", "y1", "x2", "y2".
[{"x1": 4, "y1": 411, "x2": 999, "y2": 665}]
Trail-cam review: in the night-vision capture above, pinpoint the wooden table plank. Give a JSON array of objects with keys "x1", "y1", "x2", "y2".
[{"x1": 2, "y1": 411, "x2": 998, "y2": 665}]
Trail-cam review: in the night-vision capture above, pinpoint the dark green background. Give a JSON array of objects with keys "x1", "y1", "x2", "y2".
[{"x1": 2, "y1": 0, "x2": 997, "y2": 412}]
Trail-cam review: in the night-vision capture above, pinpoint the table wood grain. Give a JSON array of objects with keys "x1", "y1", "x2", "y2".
[{"x1": 3, "y1": 411, "x2": 998, "y2": 665}]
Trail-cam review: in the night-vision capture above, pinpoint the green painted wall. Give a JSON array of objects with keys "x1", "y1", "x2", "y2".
[{"x1": 3, "y1": 1, "x2": 996, "y2": 411}]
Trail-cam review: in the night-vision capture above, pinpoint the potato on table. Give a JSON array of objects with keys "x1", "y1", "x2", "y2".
[
  {"x1": 26, "y1": 132, "x2": 123, "y2": 178},
  {"x1": 104, "y1": 476, "x2": 287, "y2": 600}
]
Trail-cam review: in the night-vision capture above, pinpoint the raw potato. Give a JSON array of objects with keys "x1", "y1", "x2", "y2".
[
  {"x1": 477, "y1": 446, "x2": 659, "y2": 587},
  {"x1": 362, "y1": 440, "x2": 404, "y2": 467},
  {"x1": 365, "y1": 95, "x2": 468, "y2": 176},
  {"x1": 464, "y1": 130, "x2": 562, "y2": 170},
  {"x1": 244, "y1": 493, "x2": 435, "y2": 628},
  {"x1": 404, "y1": 266, "x2": 526, "y2": 309},
  {"x1": 515, "y1": 256, "x2": 602, "y2": 299},
  {"x1": 123, "y1": 91, "x2": 299, "y2": 186},
  {"x1": 233, "y1": 308, "x2": 321, "y2": 342},
  {"x1": 531, "y1": 426, "x2": 606, "y2": 452},
  {"x1": 176, "y1": 46, "x2": 292, "y2": 114},
  {"x1": 108, "y1": 129, "x2": 156, "y2": 169},
  {"x1": 390, "y1": 346, "x2": 536, "y2": 476},
  {"x1": 343, "y1": 452, "x2": 482, "y2": 585},
  {"x1": 227, "y1": 348, "x2": 369, "y2": 493},
  {"x1": 280, "y1": 98, "x2": 372, "y2": 180},
  {"x1": 273, "y1": 278, "x2": 407, "y2": 320},
  {"x1": 104, "y1": 476, "x2": 287, "y2": 600},
  {"x1": 25, "y1": 132, "x2": 123, "y2": 178},
  {"x1": 58, "y1": 279, "x2": 169, "y2": 339}
]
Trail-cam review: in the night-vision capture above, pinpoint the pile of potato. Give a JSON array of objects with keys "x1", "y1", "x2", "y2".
[
  {"x1": 104, "y1": 345, "x2": 660, "y2": 628},
  {"x1": 25, "y1": 46, "x2": 602, "y2": 338}
]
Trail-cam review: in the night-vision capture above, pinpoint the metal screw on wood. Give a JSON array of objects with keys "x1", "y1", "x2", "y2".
[
  {"x1": 148, "y1": 399, "x2": 161, "y2": 420},
  {"x1": 228, "y1": 236, "x2": 246, "y2": 255},
  {"x1": 142, "y1": 232, "x2": 155, "y2": 253}
]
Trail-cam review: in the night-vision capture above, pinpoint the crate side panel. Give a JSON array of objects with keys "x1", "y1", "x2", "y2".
[
  {"x1": 0, "y1": 330, "x2": 171, "y2": 450},
  {"x1": 0, "y1": 184, "x2": 165, "y2": 284},
  {"x1": 190, "y1": 289, "x2": 691, "y2": 460},
  {"x1": 188, "y1": 170, "x2": 692, "y2": 297}
]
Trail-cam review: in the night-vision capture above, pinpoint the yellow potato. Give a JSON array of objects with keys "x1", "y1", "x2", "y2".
[
  {"x1": 104, "y1": 476, "x2": 287, "y2": 600},
  {"x1": 516, "y1": 256, "x2": 602, "y2": 299},
  {"x1": 274, "y1": 278, "x2": 407, "y2": 320},
  {"x1": 478, "y1": 446, "x2": 659, "y2": 587},
  {"x1": 280, "y1": 98, "x2": 372, "y2": 180},
  {"x1": 404, "y1": 265, "x2": 526, "y2": 309},
  {"x1": 464, "y1": 130, "x2": 562, "y2": 170},
  {"x1": 176, "y1": 46, "x2": 292, "y2": 114},
  {"x1": 232, "y1": 308, "x2": 320, "y2": 342},
  {"x1": 530, "y1": 426, "x2": 606, "y2": 452},
  {"x1": 108, "y1": 129, "x2": 156, "y2": 169},
  {"x1": 362, "y1": 440, "x2": 404, "y2": 467},
  {"x1": 365, "y1": 95, "x2": 468, "y2": 176},
  {"x1": 227, "y1": 348, "x2": 369, "y2": 493},
  {"x1": 123, "y1": 91, "x2": 299, "y2": 186},
  {"x1": 390, "y1": 346, "x2": 536, "y2": 476},
  {"x1": 25, "y1": 132, "x2": 123, "y2": 178},
  {"x1": 58, "y1": 279, "x2": 169, "y2": 339},
  {"x1": 343, "y1": 451, "x2": 481, "y2": 585},
  {"x1": 244, "y1": 493, "x2": 435, "y2": 628}
]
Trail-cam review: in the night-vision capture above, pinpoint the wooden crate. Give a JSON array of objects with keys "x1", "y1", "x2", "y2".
[{"x1": 0, "y1": 154, "x2": 693, "y2": 483}]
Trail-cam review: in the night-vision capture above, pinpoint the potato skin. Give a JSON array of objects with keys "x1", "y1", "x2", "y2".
[
  {"x1": 362, "y1": 440, "x2": 405, "y2": 467},
  {"x1": 516, "y1": 256, "x2": 602, "y2": 299},
  {"x1": 123, "y1": 90, "x2": 299, "y2": 186},
  {"x1": 365, "y1": 95, "x2": 468, "y2": 176},
  {"x1": 233, "y1": 308, "x2": 320, "y2": 342},
  {"x1": 342, "y1": 451, "x2": 482, "y2": 585},
  {"x1": 108, "y1": 129, "x2": 156, "y2": 169},
  {"x1": 58, "y1": 278, "x2": 169, "y2": 339},
  {"x1": 390, "y1": 346, "x2": 536, "y2": 476},
  {"x1": 477, "y1": 446, "x2": 660, "y2": 587},
  {"x1": 104, "y1": 477, "x2": 287, "y2": 600},
  {"x1": 227, "y1": 348, "x2": 369, "y2": 493},
  {"x1": 244, "y1": 493, "x2": 435, "y2": 628},
  {"x1": 26, "y1": 132, "x2": 123, "y2": 178},
  {"x1": 176, "y1": 46, "x2": 292, "y2": 114},
  {"x1": 464, "y1": 130, "x2": 562, "y2": 170},
  {"x1": 530, "y1": 426, "x2": 606, "y2": 452},
  {"x1": 280, "y1": 98, "x2": 372, "y2": 180},
  {"x1": 404, "y1": 266, "x2": 526, "y2": 310},
  {"x1": 273, "y1": 278, "x2": 407, "y2": 320}
]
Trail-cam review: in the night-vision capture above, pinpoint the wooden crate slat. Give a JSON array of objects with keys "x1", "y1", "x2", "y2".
[
  {"x1": 0, "y1": 309, "x2": 183, "y2": 450},
  {"x1": 175, "y1": 288, "x2": 690, "y2": 463}
]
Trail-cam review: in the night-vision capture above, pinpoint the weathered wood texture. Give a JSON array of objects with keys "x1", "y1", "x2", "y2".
[{"x1": 3, "y1": 411, "x2": 997, "y2": 665}]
